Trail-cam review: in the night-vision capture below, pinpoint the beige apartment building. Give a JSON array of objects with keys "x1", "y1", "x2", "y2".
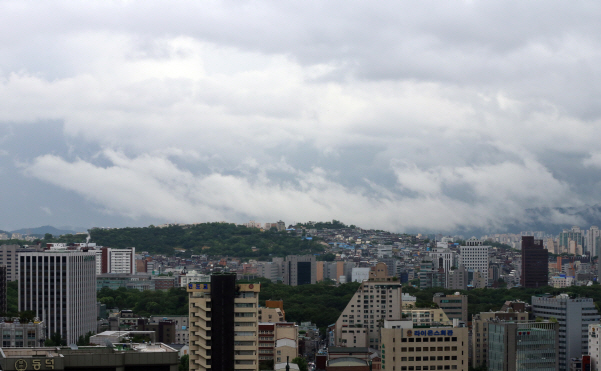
[
  {"x1": 258, "y1": 307, "x2": 285, "y2": 323},
  {"x1": 188, "y1": 274, "x2": 260, "y2": 371},
  {"x1": 402, "y1": 308, "x2": 451, "y2": 327},
  {"x1": 334, "y1": 262, "x2": 402, "y2": 348},
  {"x1": 380, "y1": 320, "x2": 469, "y2": 371},
  {"x1": 471, "y1": 309, "x2": 529, "y2": 369},
  {"x1": 258, "y1": 322, "x2": 298, "y2": 365}
]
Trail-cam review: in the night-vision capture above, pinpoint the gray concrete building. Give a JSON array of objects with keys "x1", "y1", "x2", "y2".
[
  {"x1": 447, "y1": 265, "x2": 468, "y2": 290},
  {"x1": 532, "y1": 294, "x2": 600, "y2": 371},
  {"x1": 0, "y1": 244, "x2": 43, "y2": 281},
  {"x1": 0, "y1": 319, "x2": 45, "y2": 347},
  {"x1": 19, "y1": 251, "x2": 97, "y2": 345},
  {"x1": 283, "y1": 255, "x2": 316, "y2": 286}
]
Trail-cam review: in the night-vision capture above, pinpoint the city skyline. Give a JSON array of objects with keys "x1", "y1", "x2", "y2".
[{"x1": 2, "y1": 2, "x2": 601, "y2": 234}]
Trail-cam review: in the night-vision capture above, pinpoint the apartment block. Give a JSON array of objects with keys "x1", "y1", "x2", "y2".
[
  {"x1": 19, "y1": 251, "x2": 97, "y2": 344},
  {"x1": 334, "y1": 263, "x2": 402, "y2": 348},
  {"x1": 99, "y1": 247, "x2": 136, "y2": 274},
  {"x1": 150, "y1": 315, "x2": 189, "y2": 345},
  {"x1": 258, "y1": 322, "x2": 298, "y2": 365},
  {"x1": 589, "y1": 324, "x2": 601, "y2": 371},
  {"x1": 380, "y1": 320, "x2": 469, "y2": 371},
  {"x1": 188, "y1": 274, "x2": 260, "y2": 371},
  {"x1": 401, "y1": 308, "x2": 451, "y2": 327}
]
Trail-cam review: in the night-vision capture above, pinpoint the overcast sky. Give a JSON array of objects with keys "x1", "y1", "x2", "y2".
[{"x1": 1, "y1": 1, "x2": 601, "y2": 233}]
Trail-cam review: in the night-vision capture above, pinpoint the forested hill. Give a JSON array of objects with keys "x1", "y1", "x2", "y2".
[{"x1": 89, "y1": 223, "x2": 324, "y2": 257}]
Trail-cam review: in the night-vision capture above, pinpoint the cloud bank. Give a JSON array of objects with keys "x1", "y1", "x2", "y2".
[{"x1": 1, "y1": 1, "x2": 601, "y2": 232}]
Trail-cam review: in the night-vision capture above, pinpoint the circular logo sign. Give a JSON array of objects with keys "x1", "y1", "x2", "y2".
[
  {"x1": 15, "y1": 359, "x2": 27, "y2": 371},
  {"x1": 249, "y1": 284, "x2": 254, "y2": 289}
]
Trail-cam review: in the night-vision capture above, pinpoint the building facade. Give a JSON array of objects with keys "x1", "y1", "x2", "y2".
[
  {"x1": 433, "y1": 293, "x2": 468, "y2": 323},
  {"x1": 0, "y1": 320, "x2": 45, "y2": 347},
  {"x1": 521, "y1": 236, "x2": 548, "y2": 288},
  {"x1": 99, "y1": 247, "x2": 136, "y2": 274},
  {"x1": 588, "y1": 324, "x2": 601, "y2": 371},
  {"x1": 488, "y1": 321, "x2": 559, "y2": 371},
  {"x1": 188, "y1": 274, "x2": 260, "y2": 371},
  {"x1": 334, "y1": 263, "x2": 402, "y2": 348},
  {"x1": 472, "y1": 310, "x2": 529, "y2": 369},
  {"x1": 532, "y1": 294, "x2": 600, "y2": 371},
  {"x1": 18, "y1": 251, "x2": 97, "y2": 344},
  {"x1": 283, "y1": 255, "x2": 316, "y2": 286},
  {"x1": 559, "y1": 227, "x2": 584, "y2": 254},
  {"x1": 459, "y1": 238, "x2": 490, "y2": 286},
  {"x1": 258, "y1": 322, "x2": 298, "y2": 365},
  {"x1": 380, "y1": 320, "x2": 469, "y2": 371},
  {"x1": 0, "y1": 266, "x2": 6, "y2": 314},
  {"x1": 0, "y1": 244, "x2": 43, "y2": 281}
]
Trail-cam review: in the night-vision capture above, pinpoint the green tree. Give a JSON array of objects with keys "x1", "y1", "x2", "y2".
[
  {"x1": 44, "y1": 233, "x2": 53, "y2": 240},
  {"x1": 45, "y1": 332, "x2": 66, "y2": 346},
  {"x1": 317, "y1": 253, "x2": 336, "y2": 261},
  {"x1": 19, "y1": 311, "x2": 36, "y2": 323},
  {"x1": 259, "y1": 360, "x2": 274, "y2": 370},
  {"x1": 292, "y1": 357, "x2": 309, "y2": 371},
  {"x1": 179, "y1": 354, "x2": 189, "y2": 371}
]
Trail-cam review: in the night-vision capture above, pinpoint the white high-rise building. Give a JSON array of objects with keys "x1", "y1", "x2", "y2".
[
  {"x1": 19, "y1": 251, "x2": 97, "y2": 344},
  {"x1": 429, "y1": 244, "x2": 456, "y2": 286},
  {"x1": 97, "y1": 247, "x2": 136, "y2": 274},
  {"x1": 587, "y1": 226, "x2": 601, "y2": 257},
  {"x1": 459, "y1": 237, "x2": 490, "y2": 286}
]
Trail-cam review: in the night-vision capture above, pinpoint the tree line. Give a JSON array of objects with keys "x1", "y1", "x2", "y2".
[{"x1": 89, "y1": 223, "x2": 324, "y2": 257}]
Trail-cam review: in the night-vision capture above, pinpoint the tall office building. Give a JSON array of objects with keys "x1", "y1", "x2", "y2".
[
  {"x1": 488, "y1": 321, "x2": 559, "y2": 371},
  {"x1": 472, "y1": 307, "x2": 529, "y2": 369},
  {"x1": 18, "y1": 251, "x2": 97, "y2": 344},
  {"x1": 521, "y1": 236, "x2": 548, "y2": 288},
  {"x1": 459, "y1": 238, "x2": 490, "y2": 286},
  {"x1": 283, "y1": 255, "x2": 316, "y2": 286},
  {"x1": 532, "y1": 294, "x2": 600, "y2": 371},
  {"x1": 188, "y1": 274, "x2": 260, "y2": 371},
  {"x1": 334, "y1": 263, "x2": 402, "y2": 348}
]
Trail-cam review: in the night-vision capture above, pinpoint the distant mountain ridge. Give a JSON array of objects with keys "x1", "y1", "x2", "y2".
[{"x1": 10, "y1": 225, "x2": 84, "y2": 236}]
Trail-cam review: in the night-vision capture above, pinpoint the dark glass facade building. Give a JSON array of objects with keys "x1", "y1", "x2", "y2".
[{"x1": 521, "y1": 236, "x2": 548, "y2": 288}]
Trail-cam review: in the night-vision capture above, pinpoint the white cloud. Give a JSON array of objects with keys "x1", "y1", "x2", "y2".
[{"x1": 3, "y1": 1, "x2": 601, "y2": 231}]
